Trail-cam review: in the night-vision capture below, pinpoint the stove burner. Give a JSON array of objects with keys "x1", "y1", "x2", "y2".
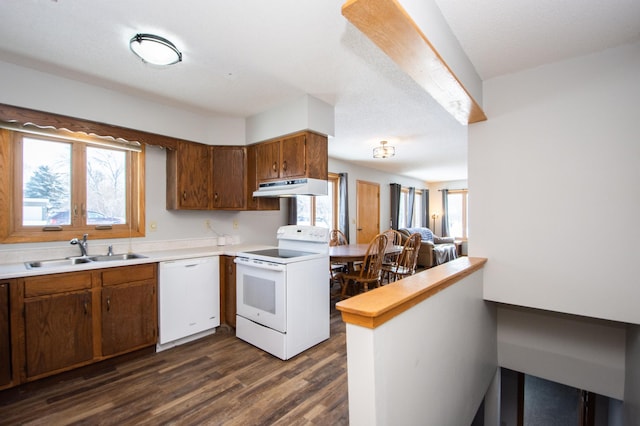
[{"x1": 244, "y1": 248, "x2": 315, "y2": 259}]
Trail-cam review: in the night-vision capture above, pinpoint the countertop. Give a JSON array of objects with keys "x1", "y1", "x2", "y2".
[{"x1": 0, "y1": 244, "x2": 271, "y2": 280}]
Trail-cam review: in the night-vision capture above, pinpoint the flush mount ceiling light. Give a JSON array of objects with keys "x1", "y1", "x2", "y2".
[
  {"x1": 373, "y1": 140, "x2": 395, "y2": 159},
  {"x1": 129, "y1": 33, "x2": 182, "y2": 66}
]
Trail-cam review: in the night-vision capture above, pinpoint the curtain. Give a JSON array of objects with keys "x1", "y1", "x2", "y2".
[
  {"x1": 390, "y1": 183, "x2": 401, "y2": 230},
  {"x1": 406, "y1": 187, "x2": 415, "y2": 227},
  {"x1": 338, "y1": 173, "x2": 350, "y2": 242},
  {"x1": 421, "y1": 189, "x2": 429, "y2": 227},
  {"x1": 441, "y1": 189, "x2": 450, "y2": 237},
  {"x1": 287, "y1": 197, "x2": 297, "y2": 225}
]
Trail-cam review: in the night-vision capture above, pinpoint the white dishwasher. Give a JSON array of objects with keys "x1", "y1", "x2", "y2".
[{"x1": 158, "y1": 256, "x2": 220, "y2": 351}]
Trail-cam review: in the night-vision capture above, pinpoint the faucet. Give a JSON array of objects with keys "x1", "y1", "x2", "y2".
[{"x1": 70, "y1": 234, "x2": 89, "y2": 257}]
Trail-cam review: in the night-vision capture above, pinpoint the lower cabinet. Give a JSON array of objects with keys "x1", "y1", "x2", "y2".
[
  {"x1": 22, "y1": 271, "x2": 94, "y2": 380},
  {"x1": 24, "y1": 290, "x2": 93, "y2": 378},
  {"x1": 102, "y1": 281, "x2": 156, "y2": 357},
  {"x1": 17, "y1": 264, "x2": 158, "y2": 385},
  {"x1": 0, "y1": 281, "x2": 12, "y2": 387},
  {"x1": 101, "y1": 264, "x2": 157, "y2": 357},
  {"x1": 220, "y1": 255, "x2": 236, "y2": 328}
]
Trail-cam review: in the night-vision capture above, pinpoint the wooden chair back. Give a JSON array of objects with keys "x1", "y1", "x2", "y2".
[
  {"x1": 340, "y1": 233, "x2": 388, "y2": 298},
  {"x1": 329, "y1": 229, "x2": 348, "y2": 247},
  {"x1": 397, "y1": 232, "x2": 422, "y2": 276},
  {"x1": 359, "y1": 233, "x2": 388, "y2": 282}
]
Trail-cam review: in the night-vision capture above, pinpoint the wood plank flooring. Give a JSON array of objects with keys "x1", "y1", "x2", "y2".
[{"x1": 0, "y1": 296, "x2": 348, "y2": 425}]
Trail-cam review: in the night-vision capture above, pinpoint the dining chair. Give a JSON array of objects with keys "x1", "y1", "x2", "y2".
[
  {"x1": 329, "y1": 229, "x2": 348, "y2": 246},
  {"x1": 382, "y1": 232, "x2": 422, "y2": 283},
  {"x1": 381, "y1": 229, "x2": 403, "y2": 283},
  {"x1": 329, "y1": 229, "x2": 349, "y2": 290},
  {"x1": 340, "y1": 233, "x2": 388, "y2": 299}
]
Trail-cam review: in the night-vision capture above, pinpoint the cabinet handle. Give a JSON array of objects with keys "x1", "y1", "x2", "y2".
[
  {"x1": 272, "y1": 161, "x2": 278, "y2": 172},
  {"x1": 84, "y1": 299, "x2": 88, "y2": 315},
  {"x1": 182, "y1": 191, "x2": 187, "y2": 201},
  {"x1": 106, "y1": 297, "x2": 111, "y2": 312},
  {"x1": 282, "y1": 160, "x2": 287, "y2": 171},
  {"x1": 214, "y1": 192, "x2": 219, "y2": 202}
]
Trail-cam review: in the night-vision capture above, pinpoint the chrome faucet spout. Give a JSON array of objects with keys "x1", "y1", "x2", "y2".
[{"x1": 70, "y1": 234, "x2": 89, "y2": 257}]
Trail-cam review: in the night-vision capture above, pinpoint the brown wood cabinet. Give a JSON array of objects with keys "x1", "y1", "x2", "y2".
[
  {"x1": 0, "y1": 281, "x2": 11, "y2": 387},
  {"x1": 246, "y1": 144, "x2": 280, "y2": 211},
  {"x1": 22, "y1": 271, "x2": 94, "y2": 379},
  {"x1": 254, "y1": 131, "x2": 328, "y2": 183},
  {"x1": 211, "y1": 146, "x2": 247, "y2": 210},
  {"x1": 12, "y1": 264, "x2": 158, "y2": 386},
  {"x1": 219, "y1": 255, "x2": 237, "y2": 328},
  {"x1": 166, "y1": 140, "x2": 211, "y2": 210},
  {"x1": 101, "y1": 264, "x2": 157, "y2": 357},
  {"x1": 166, "y1": 131, "x2": 326, "y2": 211}
]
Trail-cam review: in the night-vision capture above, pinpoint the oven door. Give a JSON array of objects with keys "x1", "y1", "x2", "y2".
[{"x1": 234, "y1": 257, "x2": 286, "y2": 333}]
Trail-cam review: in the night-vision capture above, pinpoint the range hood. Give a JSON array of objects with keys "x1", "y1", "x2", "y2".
[{"x1": 253, "y1": 178, "x2": 328, "y2": 197}]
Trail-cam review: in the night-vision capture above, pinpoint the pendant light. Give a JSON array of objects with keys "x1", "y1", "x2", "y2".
[{"x1": 373, "y1": 140, "x2": 395, "y2": 159}]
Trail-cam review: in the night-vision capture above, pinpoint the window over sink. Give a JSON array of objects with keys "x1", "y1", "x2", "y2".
[{"x1": 0, "y1": 128, "x2": 145, "y2": 243}]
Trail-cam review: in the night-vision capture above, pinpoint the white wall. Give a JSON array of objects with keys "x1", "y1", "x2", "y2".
[
  {"x1": 345, "y1": 266, "x2": 497, "y2": 425},
  {"x1": 328, "y1": 157, "x2": 427, "y2": 241},
  {"x1": 469, "y1": 41, "x2": 640, "y2": 325},
  {"x1": 625, "y1": 325, "x2": 640, "y2": 425}
]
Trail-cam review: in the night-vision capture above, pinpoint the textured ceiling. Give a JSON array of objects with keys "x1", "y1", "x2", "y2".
[{"x1": 0, "y1": 0, "x2": 637, "y2": 182}]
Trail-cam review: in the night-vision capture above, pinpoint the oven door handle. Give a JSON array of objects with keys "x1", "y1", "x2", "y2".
[{"x1": 234, "y1": 257, "x2": 286, "y2": 272}]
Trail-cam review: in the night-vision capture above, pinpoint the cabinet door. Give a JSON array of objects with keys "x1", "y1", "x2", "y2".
[
  {"x1": 24, "y1": 291, "x2": 93, "y2": 378},
  {"x1": 102, "y1": 281, "x2": 157, "y2": 357},
  {"x1": 255, "y1": 140, "x2": 280, "y2": 181},
  {"x1": 212, "y1": 146, "x2": 246, "y2": 209},
  {"x1": 280, "y1": 134, "x2": 307, "y2": 178},
  {"x1": 245, "y1": 145, "x2": 280, "y2": 211},
  {"x1": 167, "y1": 141, "x2": 211, "y2": 209},
  {"x1": 220, "y1": 256, "x2": 237, "y2": 328},
  {"x1": 0, "y1": 282, "x2": 10, "y2": 386}
]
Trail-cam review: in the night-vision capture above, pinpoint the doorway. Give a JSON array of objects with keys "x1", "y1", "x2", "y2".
[{"x1": 355, "y1": 180, "x2": 380, "y2": 244}]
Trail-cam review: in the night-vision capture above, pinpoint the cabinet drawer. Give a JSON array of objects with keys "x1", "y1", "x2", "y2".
[
  {"x1": 24, "y1": 271, "x2": 93, "y2": 298},
  {"x1": 102, "y1": 263, "x2": 156, "y2": 287}
]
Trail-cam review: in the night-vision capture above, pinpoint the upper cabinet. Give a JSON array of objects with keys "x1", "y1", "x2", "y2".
[
  {"x1": 211, "y1": 146, "x2": 247, "y2": 210},
  {"x1": 166, "y1": 140, "x2": 211, "y2": 210},
  {"x1": 166, "y1": 131, "x2": 327, "y2": 211},
  {"x1": 255, "y1": 131, "x2": 328, "y2": 182},
  {"x1": 167, "y1": 142, "x2": 247, "y2": 210}
]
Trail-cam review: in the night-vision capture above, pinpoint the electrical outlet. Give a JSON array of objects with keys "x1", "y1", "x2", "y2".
[
  {"x1": 149, "y1": 221, "x2": 158, "y2": 232},
  {"x1": 233, "y1": 219, "x2": 239, "y2": 230}
]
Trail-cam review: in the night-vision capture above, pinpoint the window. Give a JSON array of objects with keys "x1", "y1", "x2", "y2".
[
  {"x1": 1, "y1": 128, "x2": 144, "y2": 243},
  {"x1": 447, "y1": 190, "x2": 468, "y2": 240},
  {"x1": 398, "y1": 188, "x2": 423, "y2": 228},
  {"x1": 296, "y1": 173, "x2": 339, "y2": 228}
]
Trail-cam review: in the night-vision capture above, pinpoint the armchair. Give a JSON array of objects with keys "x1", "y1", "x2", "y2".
[{"x1": 397, "y1": 227, "x2": 457, "y2": 268}]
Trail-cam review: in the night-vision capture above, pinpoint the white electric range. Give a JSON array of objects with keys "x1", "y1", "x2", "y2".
[{"x1": 234, "y1": 225, "x2": 329, "y2": 360}]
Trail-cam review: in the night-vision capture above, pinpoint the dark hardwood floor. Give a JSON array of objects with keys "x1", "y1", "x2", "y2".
[{"x1": 0, "y1": 295, "x2": 348, "y2": 425}]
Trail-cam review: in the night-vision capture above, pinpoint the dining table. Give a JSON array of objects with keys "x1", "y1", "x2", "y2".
[{"x1": 329, "y1": 243, "x2": 403, "y2": 274}]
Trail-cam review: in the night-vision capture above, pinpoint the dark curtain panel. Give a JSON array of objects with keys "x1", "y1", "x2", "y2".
[
  {"x1": 390, "y1": 183, "x2": 401, "y2": 230},
  {"x1": 287, "y1": 197, "x2": 297, "y2": 225},
  {"x1": 406, "y1": 187, "x2": 415, "y2": 227},
  {"x1": 441, "y1": 189, "x2": 450, "y2": 237},
  {"x1": 338, "y1": 173, "x2": 350, "y2": 242},
  {"x1": 421, "y1": 189, "x2": 429, "y2": 228}
]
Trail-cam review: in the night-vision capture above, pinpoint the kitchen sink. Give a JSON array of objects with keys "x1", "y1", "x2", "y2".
[
  {"x1": 89, "y1": 253, "x2": 147, "y2": 262},
  {"x1": 25, "y1": 253, "x2": 147, "y2": 269},
  {"x1": 25, "y1": 257, "x2": 94, "y2": 269}
]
